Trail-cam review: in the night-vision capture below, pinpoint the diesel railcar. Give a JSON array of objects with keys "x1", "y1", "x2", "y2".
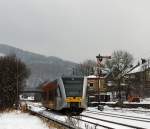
[{"x1": 42, "y1": 76, "x2": 87, "y2": 115}]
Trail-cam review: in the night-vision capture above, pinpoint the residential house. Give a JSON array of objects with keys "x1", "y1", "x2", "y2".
[{"x1": 127, "y1": 60, "x2": 150, "y2": 98}]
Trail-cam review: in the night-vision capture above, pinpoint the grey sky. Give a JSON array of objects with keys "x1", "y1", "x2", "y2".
[{"x1": 0, "y1": 0, "x2": 150, "y2": 62}]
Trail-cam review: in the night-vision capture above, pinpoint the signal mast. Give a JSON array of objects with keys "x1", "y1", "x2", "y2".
[{"x1": 96, "y1": 54, "x2": 111, "y2": 105}]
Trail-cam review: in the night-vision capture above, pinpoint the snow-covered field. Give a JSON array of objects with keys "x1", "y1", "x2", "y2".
[{"x1": 0, "y1": 110, "x2": 51, "y2": 129}]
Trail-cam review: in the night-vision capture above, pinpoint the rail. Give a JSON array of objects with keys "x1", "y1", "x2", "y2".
[
  {"x1": 28, "y1": 109, "x2": 80, "y2": 129},
  {"x1": 80, "y1": 114, "x2": 146, "y2": 129},
  {"x1": 27, "y1": 104, "x2": 147, "y2": 129},
  {"x1": 28, "y1": 105, "x2": 114, "y2": 129},
  {"x1": 71, "y1": 116, "x2": 114, "y2": 129},
  {"x1": 85, "y1": 110, "x2": 150, "y2": 122}
]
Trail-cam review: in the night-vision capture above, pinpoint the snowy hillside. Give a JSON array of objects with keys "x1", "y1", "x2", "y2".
[{"x1": 0, "y1": 44, "x2": 76, "y2": 88}]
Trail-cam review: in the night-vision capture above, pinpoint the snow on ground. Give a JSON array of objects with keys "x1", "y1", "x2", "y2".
[
  {"x1": 28, "y1": 104, "x2": 67, "y2": 122},
  {"x1": 85, "y1": 106, "x2": 150, "y2": 129},
  {"x1": 102, "y1": 97, "x2": 150, "y2": 104},
  {"x1": 26, "y1": 102, "x2": 150, "y2": 129},
  {"x1": 140, "y1": 98, "x2": 150, "y2": 104},
  {"x1": 0, "y1": 110, "x2": 51, "y2": 129},
  {"x1": 88, "y1": 105, "x2": 150, "y2": 118}
]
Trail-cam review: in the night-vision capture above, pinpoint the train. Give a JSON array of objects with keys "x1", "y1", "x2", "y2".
[{"x1": 42, "y1": 76, "x2": 88, "y2": 115}]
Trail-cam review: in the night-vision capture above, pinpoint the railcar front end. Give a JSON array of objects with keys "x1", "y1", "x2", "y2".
[
  {"x1": 42, "y1": 76, "x2": 87, "y2": 115},
  {"x1": 61, "y1": 77, "x2": 87, "y2": 115}
]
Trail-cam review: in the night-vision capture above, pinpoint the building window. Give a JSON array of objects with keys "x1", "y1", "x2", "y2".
[
  {"x1": 145, "y1": 70, "x2": 150, "y2": 81},
  {"x1": 89, "y1": 83, "x2": 94, "y2": 87}
]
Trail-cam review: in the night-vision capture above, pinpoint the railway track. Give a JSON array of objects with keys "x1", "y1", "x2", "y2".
[
  {"x1": 85, "y1": 110, "x2": 150, "y2": 123},
  {"x1": 125, "y1": 109, "x2": 150, "y2": 113},
  {"x1": 28, "y1": 108, "x2": 78, "y2": 129},
  {"x1": 27, "y1": 103, "x2": 149, "y2": 129},
  {"x1": 27, "y1": 104, "x2": 117, "y2": 129},
  {"x1": 28, "y1": 106, "x2": 112, "y2": 129},
  {"x1": 111, "y1": 108, "x2": 150, "y2": 113},
  {"x1": 82, "y1": 109, "x2": 150, "y2": 129},
  {"x1": 78, "y1": 114, "x2": 146, "y2": 129}
]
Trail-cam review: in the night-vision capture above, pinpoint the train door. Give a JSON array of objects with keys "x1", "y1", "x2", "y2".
[
  {"x1": 56, "y1": 86, "x2": 63, "y2": 109},
  {"x1": 48, "y1": 88, "x2": 57, "y2": 109}
]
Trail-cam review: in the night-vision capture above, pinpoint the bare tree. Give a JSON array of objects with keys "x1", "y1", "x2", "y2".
[
  {"x1": 106, "y1": 50, "x2": 133, "y2": 75},
  {"x1": 105, "y1": 50, "x2": 134, "y2": 102},
  {"x1": 0, "y1": 55, "x2": 30, "y2": 110},
  {"x1": 73, "y1": 59, "x2": 96, "y2": 76}
]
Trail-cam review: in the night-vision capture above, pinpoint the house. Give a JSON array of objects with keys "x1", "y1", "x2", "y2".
[
  {"x1": 87, "y1": 75, "x2": 112, "y2": 105},
  {"x1": 104, "y1": 71, "x2": 127, "y2": 101},
  {"x1": 127, "y1": 59, "x2": 150, "y2": 98}
]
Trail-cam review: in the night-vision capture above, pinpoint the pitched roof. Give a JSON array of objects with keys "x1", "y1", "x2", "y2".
[{"x1": 128, "y1": 61, "x2": 150, "y2": 74}]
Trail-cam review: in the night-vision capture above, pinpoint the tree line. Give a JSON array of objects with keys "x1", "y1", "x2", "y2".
[
  {"x1": 0, "y1": 55, "x2": 29, "y2": 110},
  {"x1": 73, "y1": 50, "x2": 134, "y2": 77},
  {"x1": 73, "y1": 50, "x2": 135, "y2": 102}
]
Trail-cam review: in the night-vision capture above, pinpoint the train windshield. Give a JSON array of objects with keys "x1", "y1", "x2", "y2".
[{"x1": 62, "y1": 77, "x2": 84, "y2": 97}]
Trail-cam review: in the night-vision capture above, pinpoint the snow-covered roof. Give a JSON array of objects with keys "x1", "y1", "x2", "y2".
[
  {"x1": 128, "y1": 65, "x2": 144, "y2": 74},
  {"x1": 128, "y1": 62, "x2": 150, "y2": 74},
  {"x1": 87, "y1": 75, "x2": 97, "y2": 78}
]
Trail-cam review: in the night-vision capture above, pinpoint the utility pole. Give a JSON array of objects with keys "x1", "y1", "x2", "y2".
[
  {"x1": 96, "y1": 54, "x2": 111, "y2": 105},
  {"x1": 16, "y1": 59, "x2": 19, "y2": 109}
]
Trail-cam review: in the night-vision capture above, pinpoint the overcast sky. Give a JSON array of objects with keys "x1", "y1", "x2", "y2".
[{"x1": 0, "y1": 0, "x2": 150, "y2": 62}]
